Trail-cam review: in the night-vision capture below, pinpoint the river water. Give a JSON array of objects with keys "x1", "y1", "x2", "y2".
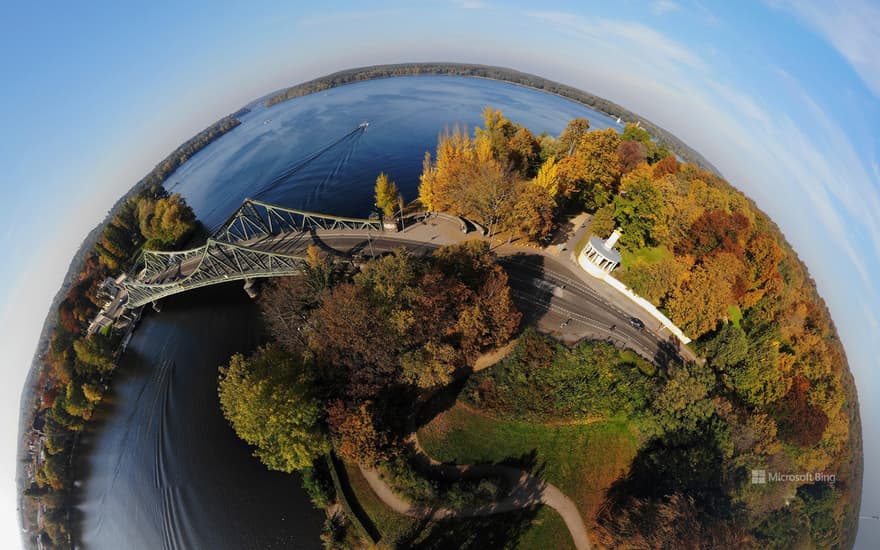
[{"x1": 74, "y1": 75, "x2": 619, "y2": 549}]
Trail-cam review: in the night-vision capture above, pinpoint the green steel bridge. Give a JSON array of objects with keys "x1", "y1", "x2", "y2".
[{"x1": 122, "y1": 198, "x2": 384, "y2": 308}]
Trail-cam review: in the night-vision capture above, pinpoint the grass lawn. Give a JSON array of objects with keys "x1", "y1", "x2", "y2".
[
  {"x1": 728, "y1": 304, "x2": 743, "y2": 327},
  {"x1": 418, "y1": 404, "x2": 640, "y2": 537},
  {"x1": 620, "y1": 244, "x2": 672, "y2": 268},
  {"x1": 343, "y1": 459, "x2": 578, "y2": 549},
  {"x1": 516, "y1": 506, "x2": 576, "y2": 550},
  {"x1": 344, "y1": 462, "x2": 418, "y2": 548}
]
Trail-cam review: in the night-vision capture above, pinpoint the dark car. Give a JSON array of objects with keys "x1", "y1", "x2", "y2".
[{"x1": 629, "y1": 317, "x2": 645, "y2": 330}]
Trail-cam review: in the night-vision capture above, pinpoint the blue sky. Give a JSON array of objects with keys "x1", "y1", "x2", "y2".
[{"x1": 1, "y1": 0, "x2": 879, "y2": 546}]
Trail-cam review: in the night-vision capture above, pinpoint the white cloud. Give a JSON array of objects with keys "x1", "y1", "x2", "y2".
[
  {"x1": 525, "y1": 11, "x2": 706, "y2": 72},
  {"x1": 523, "y1": 11, "x2": 880, "y2": 308},
  {"x1": 452, "y1": 0, "x2": 486, "y2": 9},
  {"x1": 651, "y1": 0, "x2": 680, "y2": 16},
  {"x1": 707, "y1": 80, "x2": 771, "y2": 127},
  {"x1": 769, "y1": 0, "x2": 880, "y2": 98}
]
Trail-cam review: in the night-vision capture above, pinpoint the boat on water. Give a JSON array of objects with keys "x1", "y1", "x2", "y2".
[
  {"x1": 359, "y1": 121, "x2": 369, "y2": 129},
  {"x1": 616, "y1": 116, "x2": 622, "y2": 124}
]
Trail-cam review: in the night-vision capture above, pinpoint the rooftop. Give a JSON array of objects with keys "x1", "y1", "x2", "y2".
[{"x1": 588, "y1": 236, "x2": 621, "y2": 263}]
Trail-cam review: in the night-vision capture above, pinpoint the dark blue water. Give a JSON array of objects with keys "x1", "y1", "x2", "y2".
[
  {"x1": 169, "y1": 75, "x2": 619, "y2": 228},
  {"x1": 75, "y1": 75, "x2": 618, "y2": 549}
]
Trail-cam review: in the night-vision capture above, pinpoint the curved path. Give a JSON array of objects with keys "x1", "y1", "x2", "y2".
[{"x1": 359, "y1": 433, "x2": 591, "y2": 550}]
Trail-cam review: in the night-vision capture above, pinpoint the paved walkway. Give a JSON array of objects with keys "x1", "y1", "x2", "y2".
[{"x1": 359, "y1": 431, "x2": 591, "y2": 550}]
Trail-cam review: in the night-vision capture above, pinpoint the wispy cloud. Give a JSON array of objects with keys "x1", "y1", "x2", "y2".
[
  {"x1": 706, "y1": 80, "x2": 771, "y2": 127},
  {"x1": 525, "y1": 11, "x2": 706, "y2": 71},
  {"x1": 452, "y1": 0, "x2": 486, "y2": 9},
  {"x1": 769, "y1": 0, "x2": 880, "y2": 98},
  {"x1": 651, "y1": 0, "x2": 680, "y2": 16}
]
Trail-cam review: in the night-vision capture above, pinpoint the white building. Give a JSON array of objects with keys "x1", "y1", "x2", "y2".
[{"x1": 579, "y1": 229, "x2": 622, "y2": 278}]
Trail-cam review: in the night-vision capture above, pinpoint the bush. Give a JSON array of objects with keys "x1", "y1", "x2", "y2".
[{"x1": 301, "y1": 459, "x2": 335, "y2": 508}]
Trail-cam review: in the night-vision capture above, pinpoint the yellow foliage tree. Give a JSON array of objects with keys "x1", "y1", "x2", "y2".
[{"x1": 374, "y1": 172, "x2": 399, "y2": 217}]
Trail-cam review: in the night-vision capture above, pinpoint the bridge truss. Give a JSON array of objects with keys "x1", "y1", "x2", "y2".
[
  {"x1": 122, "y1": 198, "x2": 384, "y2": 308},
  {"x1": 124, "y1": 239, "x2": 308, "y2": 308},
  {"x1": 212, "y1": 198, "x2": 382, "y2": 242}
]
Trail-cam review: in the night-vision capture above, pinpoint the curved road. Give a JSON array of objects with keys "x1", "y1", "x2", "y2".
[{"x1": 360, "y1": 431, "x2": 592, "y2": 550}]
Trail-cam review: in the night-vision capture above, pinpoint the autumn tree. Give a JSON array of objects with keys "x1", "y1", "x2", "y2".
[
  {"x1": 137, "y1": 193, "x2": 197, "y2": 249},
  {"x1": 475, "y1": 107, "x2": 516, "y2": 159},
  {"x1": 589, "y1": 204, "x2": 617, "y2": 238},
  {"x1": 509, "y1": 182, "x2": 555, "y2": 242},
  {"x1": 653, "y1": 155, "x2": 680, "y2": 179},
  {"x1": 417, "y1": 125, "x2": 520, "y2": 237},
  {"x1": 218, "y1": 345, "x2": 328, "y2": 473},
  {"x1": 678, "y1": 209, "x2": 751, "y2": 259},
  {"x1": 374, "y1": 172, "x2": 399, "y2": 217},
  {"x1": 533, "y1": 156, "x2": 564, "y2": 199},
  {"x1": 507, "y1": 126, "x2": 541, "y2": 176},
  {"x1": 326, "y1": 401, "x2": 392, "y2": 467},
  {"x1": 613, "y1": 164, "x2": 663, "y2": 249},
  {"x1": 400, "y1": 341, "x2": 458, "y2": 388},
  {"x1": 775, "y1": 374, "x2": 828, "y2": 447},
  {"x1": 666, "y1": 263, "x2": 731, "y2": 338},
  {"x1": 558, "y1": 118, "x2": 591, "y2": 156},
  {"x1": 572, "y1": 128, "x2": 621, "y2": 210},
  {"x1": 617, "y1": 140, "x2": 647, "y2": 174}
]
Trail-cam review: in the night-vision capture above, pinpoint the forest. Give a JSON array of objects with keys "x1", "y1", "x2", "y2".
[
  {"x1": 262, "y1": 62, "x2": 718, "y2": 173},
  {"x1": 217, "y1": 109, "x2": 861, "y2": 548},
  {"x1": 15, "y1": 111, "x2": 245, "y2": 548},
  {"x1": 21, "y1": 185, "x2": 198, "y2": 547},
  {"x1": 421, "y1": 109, "x2": 861, "y2": 548},
  {"x1": 20, "y1": 105, "x2": 246, "y2": 547}
]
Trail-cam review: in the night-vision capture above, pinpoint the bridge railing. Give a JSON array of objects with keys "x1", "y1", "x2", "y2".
[
  {"x1": 212, "y1": 198, "x2": 383, "y2": 243},
  {"x1": 123, "y1": 198, "x2": 384, "y2": 308},
  {"x1": 123, "y1": 238, "x2": 309, "y2": 308}
]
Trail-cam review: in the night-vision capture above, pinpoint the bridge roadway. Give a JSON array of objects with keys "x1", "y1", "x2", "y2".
[{"x1": 152, "y1": 224, "x2": 682, "y2": 365}]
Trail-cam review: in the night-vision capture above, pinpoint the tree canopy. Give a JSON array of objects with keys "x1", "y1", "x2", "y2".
[{"x1": 218, "y1": 345, "x2": 328, "y2": 473}]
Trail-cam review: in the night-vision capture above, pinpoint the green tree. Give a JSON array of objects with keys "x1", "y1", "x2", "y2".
[
  {"x1": 621, "y1": 122, "x2": 651, "y2": 143},
  {"x1": 374, "y1": 172, "x2": 400, "y2": 218},
  {"x1": 613, "y1": 165, "x2": 663, "y2": 249},
  {"x1": 704, "y1": 323, "x2": 749, "y2": 371},
  {"x1": 218, "y1": 345, "x2": 328, "y2": 473},
  {"x1": 651, "y1": 362, "x2": 715, "y2": 433},
  {"x1": 589, "y1": 204, "x2": 616, "y2": 238},
  {"x1": 63, "y1": 381, "x2": 93, "y2": 419},
  {"x1": 72, "y1": 335, "x2": 115, "y2": 372},
  {"x1": 727, "y1": 323, "x2": 785, "y2": 408}
]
